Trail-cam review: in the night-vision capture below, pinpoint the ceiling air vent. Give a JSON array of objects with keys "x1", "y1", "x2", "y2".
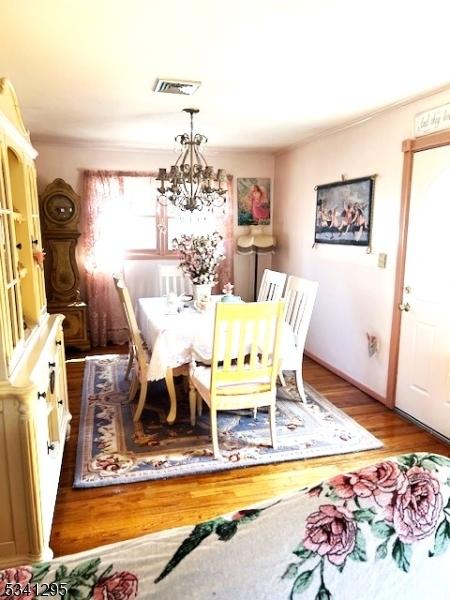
[{"x1": 153, "y1": 79, "x2": 201, "y2": 96}]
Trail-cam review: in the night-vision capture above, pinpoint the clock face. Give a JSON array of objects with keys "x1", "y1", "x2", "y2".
[{"x1": 46, "y1": 194, "x2": 76, "y2": 224}]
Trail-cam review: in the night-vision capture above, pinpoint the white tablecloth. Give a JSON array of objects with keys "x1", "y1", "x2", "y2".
[{"x1": 135, "y1": 296, "x2": 296, "y2": 382}]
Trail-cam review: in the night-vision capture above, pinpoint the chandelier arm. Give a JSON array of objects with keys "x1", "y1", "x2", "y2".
[
  {"x1": 196, "y1": 145, "x2": 209, "y2": 172},
  {"x1": 175, "y1": 144, "x2": 189, "y2": 167},
  {"x1": 175, "y1": 133, "x2": 189, "y2": 146}
]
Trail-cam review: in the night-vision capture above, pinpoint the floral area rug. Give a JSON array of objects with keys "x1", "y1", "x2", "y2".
[{"x1": 74, "y1": 355, "x2": 382, "y2": 488}]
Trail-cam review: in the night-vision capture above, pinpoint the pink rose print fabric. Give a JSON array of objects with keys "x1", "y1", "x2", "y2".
[
  {"x1": 0, "y1": 453, "x2": 448, "y2": 600},
  {"x1": 0, "y1": 562, "x2": 139, "y2": 600},
  {"x1": 303, "y1": 505, "x2": 356, "y2": 565},
  {"x1": 93, "y1": 571, "x2": 138, "y2": 599},
  {"x1": 285, "y1": 453, "x2": 450, "y2": 598},
  {"x1": 388, "y1": 466, "x2": 443, "y2": 544},
  {"x1": 0, "y1": 567, "x2": 35, "y2": 599},
  {"x1": 329, "y1": 460, "x2": 408, "y2": 507}
]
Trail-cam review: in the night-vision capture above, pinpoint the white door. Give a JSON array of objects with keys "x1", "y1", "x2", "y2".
[{"x1": 396, "y1": 144, "x2": 450, "y2": 438}]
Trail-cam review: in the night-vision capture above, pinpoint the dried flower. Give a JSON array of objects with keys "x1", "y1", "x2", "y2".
[{"x1": 172, "y1": 232, "x2": 225, "y2": 285}]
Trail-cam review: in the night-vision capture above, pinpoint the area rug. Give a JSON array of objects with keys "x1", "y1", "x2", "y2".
[{"x1": 74, "y1": 355, "x2": 382, "y2": 488}]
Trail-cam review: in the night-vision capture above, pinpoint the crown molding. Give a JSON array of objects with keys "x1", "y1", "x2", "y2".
[
  {"x1": 32, "y1": 81, "x2": 450, "y2": 158},
  {"x1": 275, "y1": 81, "x2": 450, "y2": 157},
  {"x1": 31, "y1": 134, "x2": 276, "y2": 156}
]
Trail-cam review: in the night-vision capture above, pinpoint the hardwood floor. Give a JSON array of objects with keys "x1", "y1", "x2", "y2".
[{"x1": 50, "y1": 347, "x2": 449, "y2": 557}]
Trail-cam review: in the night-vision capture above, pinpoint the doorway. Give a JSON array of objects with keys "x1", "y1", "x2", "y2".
[
  {"x1": 387, "y1": 132, "x2": 450, "y2": 439},
  {"x1": 395, "y1": 145, "x2": 450, "y2": 436}
]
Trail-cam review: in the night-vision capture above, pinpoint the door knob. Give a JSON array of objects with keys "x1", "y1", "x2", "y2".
[{"x1": 399, "y1": 302, "x2": 411, "y2": 312}]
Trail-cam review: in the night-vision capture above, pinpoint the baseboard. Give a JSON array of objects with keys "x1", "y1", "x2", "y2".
[
  {"x1": 304, "y1": 350, "x2": 388, "y2": 406},
  {"x1": 395, "y1": 408, "x2": 450, "y2": 446}
]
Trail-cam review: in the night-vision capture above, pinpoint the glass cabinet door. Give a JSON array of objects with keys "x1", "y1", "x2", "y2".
[
  {"x1": 0, "y1": 153, "x2": 23, "y2": 367},
  {"x1": 28, "y1": 166, "x2": 46, "y2": 313}
]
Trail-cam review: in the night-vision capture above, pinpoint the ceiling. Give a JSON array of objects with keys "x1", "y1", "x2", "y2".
[{"x1": 1, "y1": 0, "x2": 450, "y2": 152}]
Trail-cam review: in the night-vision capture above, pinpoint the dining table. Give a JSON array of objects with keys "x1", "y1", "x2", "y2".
[{"x1": 135, "y1": 295, "x2": 296, "y2": 424}]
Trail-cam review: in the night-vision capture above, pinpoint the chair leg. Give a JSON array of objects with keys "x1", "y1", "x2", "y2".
[
  {"x1": 165, "y1": 368, "x2": 177, "y2": 425},
  {"x1": 295, "y1": 368, "x2": 307, "y2": 403},
  {"x1": 278, "y1": 370, "x2": 286, "y2": 387},
  {"x1": 128, "y1": 370, "x2": 139, "y2": 403},
  {"x1": 269, "y1": 403, "x2": 277, "y2": 449},
  {"x1": 253, "y1": 408, "x2": 257, "y2": 418},
  {"x1": 189, "y1": 382, "x2": 197, "y2": 427},
  {"x1": 124, "y1": 345, "x2": 134, "y2": 381},
  {"x1": 197, "y1": 393, "x2": 203, "y2": 417},
  {"x1": 210, "y1": 409, "x2": 221, "y2": 459},
  {"x1": 133, "y1": 379, "x2": 148, "y2": 422}
]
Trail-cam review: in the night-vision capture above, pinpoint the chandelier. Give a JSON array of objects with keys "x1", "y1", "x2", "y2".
[{"x1": 156, "y1": 108, "x2": 227, "y2": 212}]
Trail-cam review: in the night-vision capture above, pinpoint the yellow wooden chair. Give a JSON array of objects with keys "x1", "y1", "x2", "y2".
[{"x1": 189, "y1": 300, "x2": 285, "y2": 458}]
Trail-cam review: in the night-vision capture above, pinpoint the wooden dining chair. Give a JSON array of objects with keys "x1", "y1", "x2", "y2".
[
  {"x1": 279, "y1": 275, "x2": 319, "y2": 403},
  {"x1": 189, "y1": 301, "x2": 285, "y2": 458},
  {"x1": 113, "y1": 275, "x2": 135, "y2": 383},
  {"x1": 257, "y1": 269, "x2": 287, "y2": 302},
  {"x1": 113, "y1": 276, "x2": 151, "y2": 420},
  {"x1": 114, "y1": 275, "x2": 189, "y2": 424},
  {"x1": 158, "y1": 264, "x2": 192, "y2": 296}
]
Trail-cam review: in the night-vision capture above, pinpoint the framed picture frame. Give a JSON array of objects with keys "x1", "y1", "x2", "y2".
[
  {"x1": 314, "y1": 176, "x2": 375, "y2": 247},
  {"x1": 237, "y1": 177, "x2": 271, "y2": 226}
]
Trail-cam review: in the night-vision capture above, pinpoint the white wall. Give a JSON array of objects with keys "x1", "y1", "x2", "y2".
[
  {"x1": 34, "y1": 142, "x2": 274, "y2": 301},
  {"x1": 273, "y1": 88, "x2": 450, "y2": 399}
]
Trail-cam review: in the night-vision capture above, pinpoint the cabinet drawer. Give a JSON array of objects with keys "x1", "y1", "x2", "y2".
[{"x1": 48, "y1": 303, "x2": 90, "y2": 350}]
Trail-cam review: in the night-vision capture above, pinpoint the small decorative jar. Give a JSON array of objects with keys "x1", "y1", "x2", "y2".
[{"x1": 221, "y1": 282, "x2": 241, "y2": 303}]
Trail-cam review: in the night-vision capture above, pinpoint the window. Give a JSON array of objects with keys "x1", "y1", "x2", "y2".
[
  {"x1": 123, "y1": 176, "x2": 158, "y2": 255},
  {"x1": 124, "y1": 175, "x2": 227, "y2": 259}
]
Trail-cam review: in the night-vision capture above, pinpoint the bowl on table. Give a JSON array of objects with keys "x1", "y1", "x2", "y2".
[{"x1": 220, "y1": 294, "x2": 242, "y2": 303}]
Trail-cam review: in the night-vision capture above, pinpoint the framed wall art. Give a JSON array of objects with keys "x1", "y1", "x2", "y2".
[
  {"x1": 237, "y1": 177, "x2": 271, "y2": 226},
  {"x1": 314, "y1": 176, "x2": 375, "y2": 246}
]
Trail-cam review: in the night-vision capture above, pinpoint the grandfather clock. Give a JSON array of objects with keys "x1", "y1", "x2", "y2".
[{"x1": 40, "y1": 178, "x2": 90, "y2": 350}]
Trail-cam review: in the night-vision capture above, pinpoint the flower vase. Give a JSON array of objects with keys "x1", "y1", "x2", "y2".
[{"x1": 193, "y1": 283, "x2": 212, "y2": 301}]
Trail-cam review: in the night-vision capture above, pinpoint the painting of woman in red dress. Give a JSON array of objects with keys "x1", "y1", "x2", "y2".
[{"x1": 237, "y1": 178, "x2": 271, "y2": 225}]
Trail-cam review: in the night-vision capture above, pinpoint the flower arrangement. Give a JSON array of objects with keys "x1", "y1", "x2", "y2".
[{"x1": 172, "y1": 232, "x2": 225, "y2": 285}]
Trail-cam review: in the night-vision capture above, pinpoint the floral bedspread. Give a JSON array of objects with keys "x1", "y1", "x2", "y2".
[{"x1": 2, "y1": 452, "x2": 450, "y2": 599}]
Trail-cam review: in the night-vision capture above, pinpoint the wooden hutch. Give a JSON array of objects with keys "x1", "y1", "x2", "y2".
[{"x1": 0, "y1": 79, "x2": 70, "y2": 567}]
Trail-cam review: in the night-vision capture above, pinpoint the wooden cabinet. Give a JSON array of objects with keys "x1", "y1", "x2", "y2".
[{"x1": 0, "y1": 78, "x2": 71, "y2": 567}]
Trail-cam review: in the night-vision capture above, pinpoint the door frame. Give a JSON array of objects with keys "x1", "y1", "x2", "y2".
[{"x1": 386, "y1": 129, "x2": 450, "y2": 409}]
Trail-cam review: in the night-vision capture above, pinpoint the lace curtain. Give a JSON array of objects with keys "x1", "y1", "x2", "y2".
[
  {"x1": 215, "y1": 175, "x2": 234, "y2": 292},
  {"x1": 82, "y1": 170, "x2": 234, "y2": 346},
  {"x1": 82, "y1": 170, "x2": 152, "y2": 346}
]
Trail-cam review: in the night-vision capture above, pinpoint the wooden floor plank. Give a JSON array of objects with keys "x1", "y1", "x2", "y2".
[{"x1": 50, "y1": 346, "x2": 449, "y2": 556}]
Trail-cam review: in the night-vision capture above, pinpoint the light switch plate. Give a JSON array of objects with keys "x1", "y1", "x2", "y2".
[{"x1": 378, "y1": 253, "x2": 387, "y2": 268}]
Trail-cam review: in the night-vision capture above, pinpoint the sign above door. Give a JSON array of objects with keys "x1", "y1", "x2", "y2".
[{"x1": 415, "y1": 103, "x2": 450, "y2": 137}]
